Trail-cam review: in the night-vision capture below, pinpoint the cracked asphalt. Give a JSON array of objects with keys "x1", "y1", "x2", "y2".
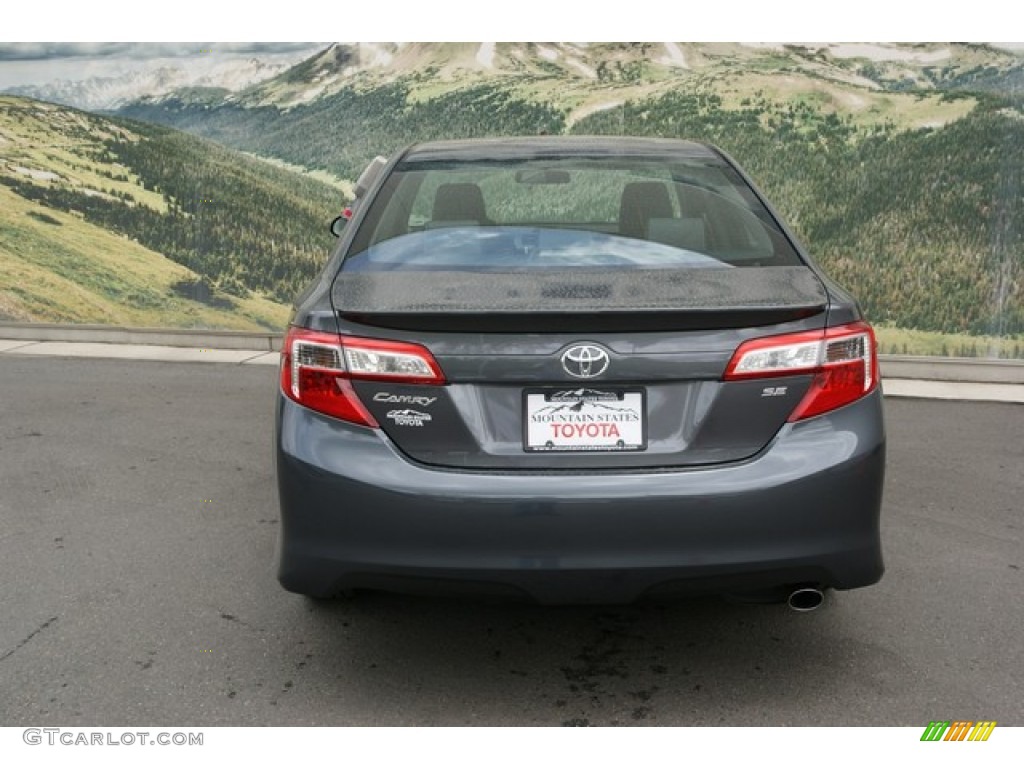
[{"x1": 1, "y1": 357, "x2": 1021, "y2": 725}]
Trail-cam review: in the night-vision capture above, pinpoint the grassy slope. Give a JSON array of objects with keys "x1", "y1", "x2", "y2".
[
  {"x1": 0, "y1": 96, "x2": 167, "y2": 211},
  {"x1": 0, "y1": 184, "x2": 288, "y2": 328},
  {"x1": 2, "y1": 95, "x2": 341, "y2": 299},
  {"x1": 0, "y1": 97, "x2": 296, "y2": 329},
  {"x1": 875, "y1": 325, "x2": 1023, "y2": 359}
]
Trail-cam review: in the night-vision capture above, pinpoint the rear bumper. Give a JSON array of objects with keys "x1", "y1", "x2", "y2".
[{"x1": 275, "y1": 389, "x2": 885, "y2": 604}]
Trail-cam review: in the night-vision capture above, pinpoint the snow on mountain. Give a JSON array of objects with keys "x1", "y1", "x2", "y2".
[
  {"x1": 92, "y1": 41, "x2": 1024, "y2": 115},
  {"x1": 662, "y1": 42, "x2": 688, "y2": 68},
  {"x1": 2, "y1": 50, "x2": 319, "y2": 111},
  {"x1": 475, "y1": 43, "x2": 496, "y2": 69}
]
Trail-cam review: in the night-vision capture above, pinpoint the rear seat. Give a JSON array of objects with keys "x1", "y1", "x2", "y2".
[{"x1": 647, "y1": 217, "x2": 707, "y2": 252}]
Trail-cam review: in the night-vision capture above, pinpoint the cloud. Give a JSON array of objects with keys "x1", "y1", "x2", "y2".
[{"x1": 0, "y1": 42, "x2": 327, "y2": 61}]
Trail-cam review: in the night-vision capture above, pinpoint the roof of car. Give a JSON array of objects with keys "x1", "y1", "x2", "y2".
[{"x1": 401, "y1": 136, "x2": 721, "y2": 163}]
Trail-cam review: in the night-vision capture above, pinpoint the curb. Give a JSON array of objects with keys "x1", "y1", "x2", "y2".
[
  {"x1": 878, "y1": 355, "x2": 1024, "y2": 384},
  {"x1": 0, "y1": 322, "x2": 281, "y2": 351},
  {"x1": 0, "y1": 339, "x2": 279, "y2": 366}
]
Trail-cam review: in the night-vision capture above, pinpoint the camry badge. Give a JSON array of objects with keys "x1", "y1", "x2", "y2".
[{"x1": 561, "y1": 345, "x2": 610, "y2": 379}]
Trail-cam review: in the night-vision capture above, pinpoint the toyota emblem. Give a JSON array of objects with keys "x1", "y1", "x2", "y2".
[{"x1": 561, "y1": 344, "x2": 610, "y2": 379}]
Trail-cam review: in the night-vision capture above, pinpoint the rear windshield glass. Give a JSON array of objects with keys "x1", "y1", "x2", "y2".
[{"x1": 341, "y1": 156, "x2": 801, "y2": 272}]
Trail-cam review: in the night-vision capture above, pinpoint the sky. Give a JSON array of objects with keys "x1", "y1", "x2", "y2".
[
  {"x1": 0, "y1": 0, "x2": 1020, "y2": 95},
  {"x1": 3, "y1": 0, "x2": 1020, "y2": 49}
]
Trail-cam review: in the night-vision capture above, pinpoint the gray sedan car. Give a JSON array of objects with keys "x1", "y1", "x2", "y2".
[{"x1": 275, "y1": 137, "x2": 885, "y2": 610}]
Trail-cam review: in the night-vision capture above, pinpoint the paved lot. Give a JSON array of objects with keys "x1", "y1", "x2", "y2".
[{"x1": 1, "y1": 357, "x2": 1021, "y2": 726}]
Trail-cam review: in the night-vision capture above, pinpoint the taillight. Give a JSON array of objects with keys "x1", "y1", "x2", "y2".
[
  {"x1": 341, "y1": 336, "x2": 445, "y2": 384},
  {"x1": 280, "y1": 327, "x2": 445, "y2": 426},
  {"x1": 723, "y1": 321, "x2": 878, "y2": 421}
]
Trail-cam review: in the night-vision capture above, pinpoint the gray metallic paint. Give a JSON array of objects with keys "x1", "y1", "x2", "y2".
[{"x1": 275, "y1": 388, "x2": 885, "y2": 604}]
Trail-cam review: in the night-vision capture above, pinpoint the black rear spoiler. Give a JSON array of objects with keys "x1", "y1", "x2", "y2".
[{"x1": 333, "y1": 266, "x2": 828, "y2": 332}]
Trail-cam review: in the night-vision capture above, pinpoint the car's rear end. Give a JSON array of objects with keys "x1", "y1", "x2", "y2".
[{"x1": 275, "y1": 137, "x2": 884, "y2": 605}]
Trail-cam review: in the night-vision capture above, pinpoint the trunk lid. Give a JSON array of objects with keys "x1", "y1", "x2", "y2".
[{"x1": 333, "y1": 266, "x2": 828, "y2": 470}]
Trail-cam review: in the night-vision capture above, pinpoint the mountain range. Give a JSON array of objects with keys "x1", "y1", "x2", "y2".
[
  {"x1": 128, "y1": 42, "x2": 1024, "y2": 114},
  {"x1": 116, "y1": 42, "x2": 1024, "y2": 343},
  {"x1": 2, "y1": 47, "x2": 323, "y2": 111},
  {"x1": 1, "y1": 42, "x2": 1021, "y2": 352}
]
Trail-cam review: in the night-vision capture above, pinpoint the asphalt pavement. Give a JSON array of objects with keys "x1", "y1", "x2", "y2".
[{"x1": 0, "y1": 357, "x2": 1021, "y2": 726}]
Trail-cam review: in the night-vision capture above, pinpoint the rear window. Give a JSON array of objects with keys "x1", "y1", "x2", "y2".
[{"x1": 341, "y1": 155, "x2": 801, "y2": 273}]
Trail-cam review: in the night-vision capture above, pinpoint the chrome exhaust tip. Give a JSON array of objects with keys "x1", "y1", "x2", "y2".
[{"x1": 787, "y1": 587, "x2": 825, "y2": 612}]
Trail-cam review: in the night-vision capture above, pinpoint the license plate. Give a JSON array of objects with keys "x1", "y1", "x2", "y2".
[{"x1": 524, "y1": 388, "x2": 646, "y2": 452}]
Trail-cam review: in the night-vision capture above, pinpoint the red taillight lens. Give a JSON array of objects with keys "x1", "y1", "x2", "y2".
[
  {"x1": 280, "y1": 327, "x2": 445, "y2": 426},
  {"x1": 723, "y1": 322, "x2": 878, "y2": 421}
]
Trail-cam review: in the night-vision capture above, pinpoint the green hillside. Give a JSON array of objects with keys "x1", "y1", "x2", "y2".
[
  {"x1": 0, "y1": 183, "x2": 287, "y2": 328},
  {"x1": 122, "y1": 83, "x2": 565, "y2": 181},
  {"x1": 0, "y1": 96, "x2": 339, "y2": 327},
  {"x1": 573, "y1": 91, "x2": 1024, "y2": 339}
]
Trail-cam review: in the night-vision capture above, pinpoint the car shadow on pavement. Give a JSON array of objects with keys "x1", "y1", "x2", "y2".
[{"x1": 266, "y1": 590, "x2": 895, "y2": 726}]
